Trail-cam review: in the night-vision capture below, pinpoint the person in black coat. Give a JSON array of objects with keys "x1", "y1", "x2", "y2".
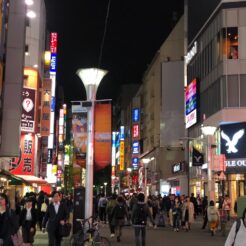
[
  {"x1": 20, "y1": 198, "x2": 37, "y2": 245},
  {"x1": 42, "y1": 191, "x2": 68, "y2": 246},
  {"x1": 0, "y1": 193, "x2": 19, "y2": 246}
]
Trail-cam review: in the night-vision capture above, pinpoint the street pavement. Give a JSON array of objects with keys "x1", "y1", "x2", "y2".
[{"x1": 34, "y1": 217, "x2": 230, "y2": 245}]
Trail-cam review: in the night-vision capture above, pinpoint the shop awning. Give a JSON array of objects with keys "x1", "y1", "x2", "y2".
[
  {"x1": 15, "y1": 175, "x2": 47, "y2": 185},
  {"x1": 0, "y1": 169, "x2": 30, "y2": 185}
]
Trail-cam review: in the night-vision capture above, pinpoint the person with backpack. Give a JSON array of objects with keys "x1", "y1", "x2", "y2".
[
  {"x1": 106, "y1": 194, "x2": 117, "y2": 238},
  {"x1": 225, "y1": 208, "x2": 246, "y2": 246},
  {"x1": 111, "y1": 196, "x2": 128, "y2": 242},
  {"x1": 131, "y1": 193, "x2": 155, "y2": 246}
]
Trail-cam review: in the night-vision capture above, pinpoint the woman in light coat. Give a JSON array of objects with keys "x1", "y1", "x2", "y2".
[
  {"x1": 207, "y1": 200, "x2": 220, "y2": 236},
  {"x1": 182, "y1": 196, "x2": 194, "y2": 231}
]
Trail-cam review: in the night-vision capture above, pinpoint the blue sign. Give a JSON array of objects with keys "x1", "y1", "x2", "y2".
[
  {"x1": 120, "y1": 126, "x2": 124, "y2": 140},
  {"x1": 132, "y1": 141, "x2": 139, "y2": 154},
  {"x1": 132, "y1": 157, "x2": 139, "y2": 169},
  {"x1": 132, "y1": 108, "x2": 140, "y2": 122},
  {"x1": 51, "y1": 96, "x2": 55, "y2": 112},
  {"x1": 50, "y1": 53, "x2": 57, "y2": 73}
]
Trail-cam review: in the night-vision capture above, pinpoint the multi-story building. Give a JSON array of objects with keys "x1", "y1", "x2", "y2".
[
  {"x1": 186, "y1": 0, "x2": 246, "y2": 212},
  {"x1": 140, "y1": 16, "x2": 186, "y2": 196}
]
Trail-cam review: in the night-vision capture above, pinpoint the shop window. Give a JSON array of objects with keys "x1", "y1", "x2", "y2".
[{"x1": 222, "y1": 27, "x2": 238, "y2": 59}]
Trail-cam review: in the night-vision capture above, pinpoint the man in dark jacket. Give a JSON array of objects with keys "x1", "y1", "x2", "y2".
[
  {"x1": 42, "y1": 191, "x2": 68, "y2": 246},
  {"x1": 131, "y1": 193, "x2": 155, "y2": 246}
]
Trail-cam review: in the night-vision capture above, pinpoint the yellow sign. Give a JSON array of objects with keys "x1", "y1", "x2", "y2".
[{"x1": 119, "y1": 141, "x2": 124, "y2": 171}]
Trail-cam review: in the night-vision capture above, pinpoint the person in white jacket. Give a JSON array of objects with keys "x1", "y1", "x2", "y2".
[
  {"x1": 207, "y1": 200, "x2": 220, "y2": 236},
  {"x1": 225, "y1": 208, "x2": 246, "y2": 246}
]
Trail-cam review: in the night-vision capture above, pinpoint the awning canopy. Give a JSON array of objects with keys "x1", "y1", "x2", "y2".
[
  {"x1": 0, "y1": 169, "x2": 30, "y2": 185},
  {"x1": 15, "y1": 175, "x2": 47, "y2": 185}
]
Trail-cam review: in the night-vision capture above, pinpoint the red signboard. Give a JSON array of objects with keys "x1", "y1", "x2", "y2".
[
  {"x1": 10, "y1": 133, "x2": 35, "y2": 175},
  {"x1": 50, "y1": 32, "x2": 58, "y2": 54},
  {"x1": 132, "y1": 124, "x2": 139, "y2": 138}
]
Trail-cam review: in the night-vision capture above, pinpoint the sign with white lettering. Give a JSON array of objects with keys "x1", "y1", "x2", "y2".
[
  {"x1": 185, "y1": 41, "x2": 198, "y2": 64},
  {"x1": 172, "y1": 162, "x2": 184, "y2": 174},
  {"x1": 225, "y1": 159, "x2": 246, "y2": 174}
]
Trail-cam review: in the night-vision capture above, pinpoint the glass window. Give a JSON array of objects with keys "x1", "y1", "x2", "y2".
[{"x1": 222, "y1": 27, "x2": 238, "y2": 59}]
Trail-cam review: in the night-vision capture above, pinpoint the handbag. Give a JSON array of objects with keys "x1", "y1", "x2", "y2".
[
  {"x1": 59, "y1": 222, "x2": 72, "y2": 237},
  {"x1": 41, "y1": 202, "x2": 47, "y2": 212},
  {"x1": 11, "y1": 231, "x2": 23, "y2": 246}
]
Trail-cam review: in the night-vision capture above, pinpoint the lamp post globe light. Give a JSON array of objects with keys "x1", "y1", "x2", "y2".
[
  {"x1": 201, "y1": 125, "x2": 217, "y2": 202},
  {"x1": 76, "y1": 68, "x2": 108, "y2": 220}
]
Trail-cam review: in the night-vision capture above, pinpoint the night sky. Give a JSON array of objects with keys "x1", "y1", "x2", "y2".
[{"x1": 44, "y1": 0, "x2": 184, "y2": 103}]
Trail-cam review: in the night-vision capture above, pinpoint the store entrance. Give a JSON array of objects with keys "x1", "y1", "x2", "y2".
[{"x1": 238, "y1": 180, "x2": 245, "y2": 197}]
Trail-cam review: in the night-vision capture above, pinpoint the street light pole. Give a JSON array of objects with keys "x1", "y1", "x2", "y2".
[
  {"x1": 201, "y1": 126, "x2": 217, "y2": 202},
  {"x1": 76, "y1": 68, "x2": 108, "y2": 220}
]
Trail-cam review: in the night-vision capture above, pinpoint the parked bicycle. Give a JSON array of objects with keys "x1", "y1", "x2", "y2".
[{"x1": 70, "y1": 216, "x2": 110, "y2": 246}]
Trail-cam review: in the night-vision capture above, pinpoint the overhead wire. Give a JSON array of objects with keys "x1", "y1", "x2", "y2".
[{"x1": 97, "y1": 0, "x2": 111, "y2": 68}]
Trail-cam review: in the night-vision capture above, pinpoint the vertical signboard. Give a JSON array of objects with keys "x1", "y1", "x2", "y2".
[
  {"x1": 21, "y1": 88, "x2": 36, "y2": 133},
  {"x1": 119, "y1": 141, "x2": 124, "y2": 171},
  {"x1": 94, "y1": 103, "x2": 112, "y2": 170},
  {"x1": 185, "y1": 78, "x2": 198, "y2": 128},
  {"x1": 40, "y1": 79, "x2": 51, "y2": 136},
  {"x1": 10, "y1": 133, "x2": 35, "y2": 175},
  {"x1": 72, "y1": 111, "x2": 87, "y2": 168}
]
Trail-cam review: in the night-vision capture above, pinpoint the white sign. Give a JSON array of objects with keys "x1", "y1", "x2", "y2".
[
  {"x1": 185, "y1": 109, "x2": 197, "y2": 129},
  {"x1": 185, "y1": 41, "x2": 198, "y2": 64}
]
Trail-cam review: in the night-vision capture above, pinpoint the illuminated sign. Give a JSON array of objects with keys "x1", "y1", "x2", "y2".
[
  {"x1": 172, "y1": 162, "x2": 184, "y2": 173},
  {"x1": 119, "y1": 141, "x2": 124, "y2": 171},
  {"x1": 185, "y1": 41, "x2": 197, "y2": 64},
  {"x1": 51, "y1": 96, "x2": 55, "y2": 112},
  {"x1": 50, "y1": 32, "x2": 58, "y2": 54},
  {"x1": 132, "y1": 108, "x2": 140, "y2": 122},
  {"x1": 132, "y1": 141, "x2": 139, "y2": 154},
  {"x1": 21, "y1": 88, "x2": 36, "y2": 133},
  {"x1": 132, "y1": 157, "x2": 139, "y2": 170},
  {"x1": 112, "y1": 132, "x2": 117, "y2": 166},
  {"x1": 185, "y1": 79, "x2": 197, "y2": 128},
  {"x1": 50, "y1": 53, "x2": 57, "y2": 74},
  {"x1": 132, "y1": 124, "x2": 139, "y2": 138},
  {"x1": 120, "y1": 126, "x2": 124, "y2": 140}
]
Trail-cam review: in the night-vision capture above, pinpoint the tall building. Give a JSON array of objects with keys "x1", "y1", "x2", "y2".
[{"x1": 186, "y1": 0, "x2": 246, "y2": 212}]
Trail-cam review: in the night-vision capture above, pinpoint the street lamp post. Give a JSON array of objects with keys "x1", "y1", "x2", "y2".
[
  {"x1": 76, "y1": 68, "x2": 108, "y2": 220},
  {"x1": 201, "y1": 126, "x2": 217, "y2": 202},
  {"x1": 104, "y1": 182, "x2": 108, "y2": 196}
]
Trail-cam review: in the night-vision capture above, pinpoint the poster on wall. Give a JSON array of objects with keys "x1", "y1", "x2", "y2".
[
  {"x1": 94, "y1": 103, "x2": 112, "y2": 170},
  {"x1": 72, "y1": 112, "x2": 87, "y2": 168},
  {"x1": 21, "y1": 88, "x2": 36, "y2": 133},
  {"x1": 10, "y1": 133, "x2": 35, "y2": 176}
]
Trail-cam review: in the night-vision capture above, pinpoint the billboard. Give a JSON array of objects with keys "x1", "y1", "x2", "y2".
[
  {"x1": 94, "y1": 103, "x2": 112, "y2": 170},
  {"x1": 40, "y1": 79, "x2": 51, "y2": 136},
  {"x1": 72, "y1": 111, "x2": 87, "y2": 168},
  {"x1": 21, "y1": 88, "x2": 36, "y2": 133},
  {"x1": 185, "y1": 78, "x2": 197, "y2": 128},
  {"x1": 10, "y1": 133, "x2": 35, "y2": 175}
]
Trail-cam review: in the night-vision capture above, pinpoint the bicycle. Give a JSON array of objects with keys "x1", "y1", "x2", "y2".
[{"x1": 70, "y1": 217, "x2": 110, "y2": 246}]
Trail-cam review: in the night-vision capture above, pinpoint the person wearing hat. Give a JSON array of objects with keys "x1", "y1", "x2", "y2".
[
  {"x1": 19, "y1": 197, "x2": 37, "y2": 246},
  {"x1": 0, "y1": 193, "x2": 19, "y2": 245}
]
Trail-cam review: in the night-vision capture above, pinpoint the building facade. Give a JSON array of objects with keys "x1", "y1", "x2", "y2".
[{"x1": 186, "y1": 0, "x2": 246, "y2": 212}]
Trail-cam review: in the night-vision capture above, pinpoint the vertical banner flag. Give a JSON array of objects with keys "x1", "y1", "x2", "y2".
[
  {"x1": 10, "y1": 133, "x2": 35, "y2": 175},
  {"x1": 40, "y1": 79, "x2": 51, "y2": 136},
  {"x1": 21, "y1": 88, "x2": 36, "y2": 133},
  {"x1": 72, "y1": 112, "x2": 87, "y2": 168},
  {"x1": 94, "y1": 103, "x2": 112, "y2": 170}
]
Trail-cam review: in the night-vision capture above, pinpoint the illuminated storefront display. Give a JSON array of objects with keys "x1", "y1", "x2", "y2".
[{"x1": 132, "y1": 108, "x2": 140, "y2": 122}]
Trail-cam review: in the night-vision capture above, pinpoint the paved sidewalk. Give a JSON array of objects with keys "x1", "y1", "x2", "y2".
[{"x1": 34, "y1": 217, "x2": 231, "y2": 245}]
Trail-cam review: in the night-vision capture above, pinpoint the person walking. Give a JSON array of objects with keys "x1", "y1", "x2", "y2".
[
  {"x1": 111, "y1": 196, "x2": 128, "y2": 242},
  {"x1": 182, "y1": 196, "x2": 194, "y2": 231},
  {"x1": 131, "y1": 193, "x2": 155, "y2": 246},
  {"x1": 201, "y1": 196, "x2": 208, "y2": 229},
  {"x1": 106, "y1": 194, "x2": 117, "y2": 238},
  {"x1": 225, "y1": 208, "x2": 246, "y2": 246},
  {"x1": 98, "y1": 194, "x2": 107, "y2": 223},
  {"x1": 0, "y1": 193, "x2": 19, "y2": 246},
  {"x1": 222, "y1": 195, "x2": 231, "y2": 221},
  {"x1": 172, "y1": 197, "x2": 181, "y2": 232},
  {"x1": 42, "y1": 191, "x2": 68, "y2": 246},
  {"x1": 207, "y1": 200, "x2": 220, "y2": 236},
  {"x1": 20, "y1": 198, "x2": 37, "y2": 246}
]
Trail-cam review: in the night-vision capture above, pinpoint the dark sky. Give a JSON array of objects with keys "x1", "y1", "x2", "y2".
[{"x1": 44, "y1": 0, "x2": 184, "y2": 103}]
